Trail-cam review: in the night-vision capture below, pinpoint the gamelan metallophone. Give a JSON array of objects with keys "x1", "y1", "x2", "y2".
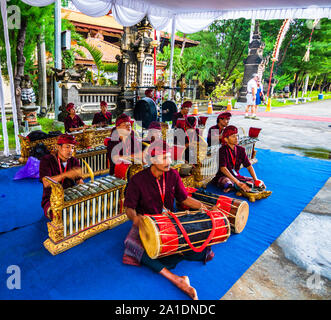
[{"x1": 43, "y1": 175, "x2": 127, "y2": 255}]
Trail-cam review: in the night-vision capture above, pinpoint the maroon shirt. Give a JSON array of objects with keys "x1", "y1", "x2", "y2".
[
  {"x1": 124, "y1": 167, "x2": 188, "y2": 215},
  {"x1": 92, "y1": 112, "x2": 112, "y2": 125},
  {"x1": 64, "y1": 115, "x2": 85, "y2": 132},
  {"x1": 214, "y1": 144, "x2": 251, "y2": 182},
  {"x1": 207, "y1": 125, "x2": 224, "y2": 147},
  {"x1": 106, "y1": 129, "x2": 141, "y2": 175},
  {"x1": 172, "y1": 112, "x2": 186, "y2": 128},
  {"x1": 39, "y1": 154, "x2": 82, "y2": 210}
]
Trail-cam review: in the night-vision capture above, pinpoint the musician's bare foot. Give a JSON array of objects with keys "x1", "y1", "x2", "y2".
[
  {"x1": 179, "y1": 276, "x2": 198, "y2": 300},
  {"x1": 160, "y1": 268, "x2": 198, "y2": 300}
]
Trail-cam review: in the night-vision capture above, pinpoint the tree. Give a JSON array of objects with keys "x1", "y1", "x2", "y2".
[
  {"x1": 260, "y1": 18, "x2": 331, "y2": 97},
  {"x1": 0, "y1": 1, "x2": 55, "y2": 125}
]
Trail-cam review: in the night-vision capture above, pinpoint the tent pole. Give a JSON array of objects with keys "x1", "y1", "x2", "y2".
[
  {"x1": 0, "y1": 63, "x2": 10, "y2": 157},
  {"x1": 0, "y1": 0, "x2": 20, "y2": 155},
  {"x1": 54, "y1": 0, "x2": 62, "y2": 119},
  {"x1": 168, "y1": 15, "x2": 176, "y2": 101}
]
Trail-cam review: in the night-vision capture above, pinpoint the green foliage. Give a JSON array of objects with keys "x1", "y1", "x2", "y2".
[
  {"x1": 260, "y1": 19, "x2": 331, "y2": 96},
  {"x1": 37, "y1": 117, "x2": 64, "y2": 133},
  {"x1": 157, "y1": 45, "x2": 187, "y2": 80},
  {"x1": 77, "y1": 38, "x2": 118, "y2": 85},
  {"x1": 274, "y1": 74, "x2": 293, "y2": 91},
  {"x1": 158, "y1": 19, "x2": 250, "y2": 92},
  {"x1": 0, "y1": 0, "x2": 55, "y2": 102}
]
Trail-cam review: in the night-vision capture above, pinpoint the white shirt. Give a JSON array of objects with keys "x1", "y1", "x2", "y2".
[{"x1": 247, "y1": 78, "x2": 258, "y2": 94}]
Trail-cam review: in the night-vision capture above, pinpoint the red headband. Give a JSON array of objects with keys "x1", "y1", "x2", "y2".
[
  {"x1": 217, "y1": 112, "x2": 232, "y2": 121},
  {"x1": 181, "y1": 101, "x2": 192, "y2": 109},
  {"x1": 57, "y1": 134, "x2": 77, "y2": 145},
  {"x1": 100, "y1": 101, "x2": 107, "y2": 107},
  {"x1": 66, "y1": 103, "x2": 75, "y2": 112},
  {"x1": 116, "y1": 114, "x2": 131, "y2": 127},
  {"x1": 148, "y1": 121, "x2": 162, "y2": 130},
  {"x1": 221, "y1": 125, "x2": 238, "y2": 144}
]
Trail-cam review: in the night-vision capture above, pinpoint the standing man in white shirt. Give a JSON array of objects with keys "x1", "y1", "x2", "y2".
[{"x1": 245, "y1": 73, "x2": 259, "y2": 119}]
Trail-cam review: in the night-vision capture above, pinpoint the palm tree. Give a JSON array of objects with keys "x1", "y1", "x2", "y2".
[{"x1": 77, "y1": 39, "x2": 118, "y2": 85}]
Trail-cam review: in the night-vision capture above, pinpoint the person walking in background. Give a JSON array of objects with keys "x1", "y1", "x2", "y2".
[
  {"x1": 255, "y1": 79, "x2": 265, "y2": 116},
  {"x1": 245, "y1": 73, "x2": 259, "y2": 119}
]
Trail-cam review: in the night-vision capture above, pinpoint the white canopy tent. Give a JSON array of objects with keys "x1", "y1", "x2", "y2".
[{"x1": 0, "y1": 0, "x2": 330, "y2": 156}]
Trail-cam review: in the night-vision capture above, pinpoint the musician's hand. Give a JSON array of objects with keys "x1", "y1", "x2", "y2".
[
  {"x1": 65, "y1": 167, "x2": 82, "y2": 180},
  {"x1": 200, "y1": 203, "x2": 208, "y2": 211},
  {"x1": 210, "y1": 205, "x2": 219, "y2": 211},
  {"x1": 132, "y1": 214, "x2": 144, "y2": 228},
  {"x1": 237, "y1": 181, "x2": 251, "y2": 192}
]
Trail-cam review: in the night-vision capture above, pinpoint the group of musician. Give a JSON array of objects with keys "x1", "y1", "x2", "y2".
[{"x1": 40, "y1": 97, "x2": 265, "y2": 300}]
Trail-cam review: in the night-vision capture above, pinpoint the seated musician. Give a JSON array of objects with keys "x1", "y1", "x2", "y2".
[
  {"x1": 143, "y1": 121, "x2": 162, "y2": 144},
  {"x1": 123, "y1": 140, "x2": 215, "y2": 300},
  {"x1": 64, "y1": 103, "x2": 90, "y2": 133},
  {"x1": 183, "y1": 116, "x2": 202, "y2": 163},
  {"x1": 142, "y1": 121, "x2": 163, "y2": 162},
  {"x1": 212, "y1": 125, "x2": 264, "y2": 193},
  {"x1": 172, "y1": 101, "x2": 191, "y2": 128},
  {"x1": 39, "y1": 134, "x2": 83, "y2": 219},
  {"x1": 106, "y1": 113, "x2": 142, "y2": 175},
  {"x1": 207, "y1": 112, "x2": 231, "y2": 147},
  {"x1": 92, "y1": 101, "x2": 112, "y2": 127}
]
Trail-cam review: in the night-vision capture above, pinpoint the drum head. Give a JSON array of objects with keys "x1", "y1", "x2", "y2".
[
  {"x1": 134, "y1": 98, "x2": 157, "y2": 129},
  {"x1": 234, "y1": 201, "x2": 249, "y2": 233},
  {"x1": 161, "y1": 100, "x2": 177, "y2": 122},
  {"x1": 139, "y1": 216, "x2": 161, "y2": 259}
]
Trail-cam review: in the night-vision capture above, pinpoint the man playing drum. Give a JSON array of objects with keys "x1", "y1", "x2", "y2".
[
  {"x1": 39, "y1": 134, "x2": 83, "y2": 220},
  {"x1": 212, "y1": 125, "x2": 265, "y2": 193},
  {"x1": 123, "y1": 140, "x2": 215, "y2": 300}
]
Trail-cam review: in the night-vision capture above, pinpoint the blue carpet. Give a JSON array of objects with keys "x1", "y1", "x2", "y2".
[
  {"x1": 0, "y1": 149, "x2": 330, "y2": 300},
  {"x1": 0, "y1": 166, "x2": 43, "y2": 233}
]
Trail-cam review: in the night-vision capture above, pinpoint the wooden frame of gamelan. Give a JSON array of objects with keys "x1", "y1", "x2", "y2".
[{"x1": 43, "y1": 176, "x2": 127, "y2": 255}]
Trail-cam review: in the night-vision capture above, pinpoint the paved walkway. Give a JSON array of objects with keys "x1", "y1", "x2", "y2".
[{"x1": 228, "y1": 110, "x2": 331, "y2": 122}]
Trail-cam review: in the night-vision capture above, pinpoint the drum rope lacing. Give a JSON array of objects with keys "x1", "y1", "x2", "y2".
[{"x1": 165, "y1": 210, "x2": 216, "y2": 253}]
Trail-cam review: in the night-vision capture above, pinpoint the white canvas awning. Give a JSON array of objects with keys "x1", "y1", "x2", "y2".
[{"x1": 21, "y1": 0, "x2": 331, "y2": 33}]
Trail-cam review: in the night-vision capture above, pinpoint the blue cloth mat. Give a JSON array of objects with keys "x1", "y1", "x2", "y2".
[
  {"x1": 0, "y1": 149, "x2": 330, "y2": 300},
  {"x1": 0, "y1": 166, "x2": 43, "y2": 233}
]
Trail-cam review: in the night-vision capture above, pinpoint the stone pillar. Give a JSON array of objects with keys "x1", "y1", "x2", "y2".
[{"x1": 238, "y1": 21, "x2": 268, "y2": 103}]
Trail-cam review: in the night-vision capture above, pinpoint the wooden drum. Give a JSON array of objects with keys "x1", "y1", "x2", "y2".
[
  {"x1": 191, "y1": 190, "x2": 249, "y2": 234},
  {"x1": 139, "y1": 210, "x2": 231, "y2": 259}
]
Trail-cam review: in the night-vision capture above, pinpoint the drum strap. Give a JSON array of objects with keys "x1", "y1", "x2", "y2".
[{"x1": 166, "y1": 210, "x2": 216, "y2": 253}]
